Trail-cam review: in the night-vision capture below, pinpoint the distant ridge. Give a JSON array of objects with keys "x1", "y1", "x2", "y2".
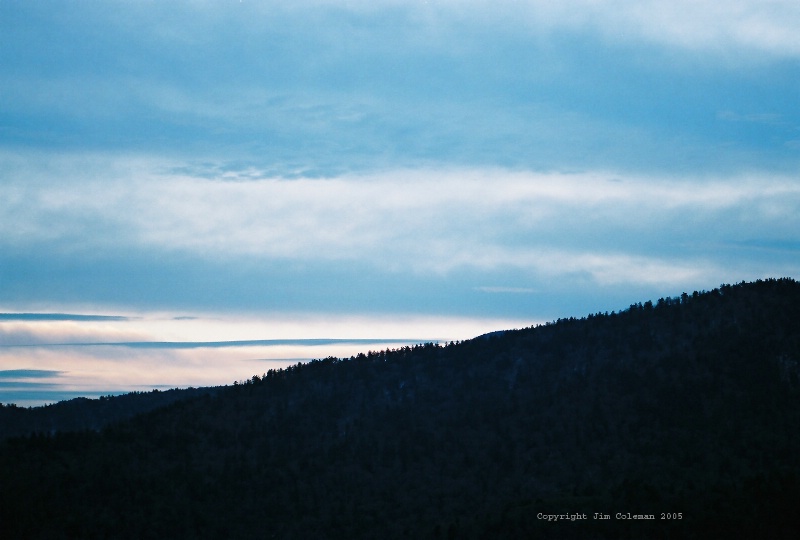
[
  {"x1": 476, "y1": 329, "x2": 507, "y2": 340},
  {"x1": 2, "y1": 278, "x2": 799, "y2": 539}
]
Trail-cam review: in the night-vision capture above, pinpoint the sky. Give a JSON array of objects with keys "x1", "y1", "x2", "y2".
[{"x1": 1, "y1": 0, "x2": 799, "y2": 406}]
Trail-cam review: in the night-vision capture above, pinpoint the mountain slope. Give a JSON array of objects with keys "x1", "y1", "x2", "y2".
[
  {"x1": 1, "y1": 278, "x2": 799, "y2": 539},
  {"x1": 0, "y1": 386, "x2": 218, "y2": 440}
]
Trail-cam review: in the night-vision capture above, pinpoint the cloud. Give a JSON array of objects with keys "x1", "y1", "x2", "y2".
[
  {"x1": 717, "y1": 111, "x2": 785, "y2": 125},
  {"x1": 0, "y1": 321, "x2": 148, "y2": 347},
  {"x1": 476, "y1": 287, "x2": 538, "y2": 294},
  {"x1": 0, "y1": 313, "x2": 129, "y2": 322},
  {"x1": 78, "y1": 1, "x2": 800, "y2": 59},
  {"x1": 3, "y1": 0, "x2": 798, "y2": 176},
  {"x1": 1, "y1": 2, "x2": 798, "y2": 323},
  {"x1": 0, "y1": 369, "x2": 64, "y2": 379},
  {"x1": 516, "y1": 0, "x2": 800, "y2": 58},
  {"x1": 0, "y1": 303, "x2": 531, "y2": 348},
  {"x1": 735, "y1": 239, "x2": 800, "y2": 253},
  {"x1": 0, "y1": 381, "x2": 60, "y2": 390},
  {"x1": 120, "y1": 1, "x2": 800, "y2": 59},
  {"x1": 0, "y1": 370, "x2": 67, "y2": 406},
  {"x1": 54, "y1": 339, "x2": 429, "y2": 350},
  {"x1": 1, "y1": 155, "x2": 798, "y2": 298}
]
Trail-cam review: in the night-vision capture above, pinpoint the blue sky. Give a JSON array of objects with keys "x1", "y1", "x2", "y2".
[{"x1": 1, "y1": 0, "x2": 799, "y2": 405}]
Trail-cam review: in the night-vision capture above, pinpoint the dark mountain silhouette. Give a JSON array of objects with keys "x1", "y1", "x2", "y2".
[
  {"x1": 0, "y1": 386, "x2": 218, "y2": 440},
  {"x1": 1, "y1": 278, "x2": 799, "y2": 539}
]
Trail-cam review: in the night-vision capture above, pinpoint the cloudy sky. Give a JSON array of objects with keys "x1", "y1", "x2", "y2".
[{"x1": 1, "y1": 0, "x2": 799, "y2": 405}]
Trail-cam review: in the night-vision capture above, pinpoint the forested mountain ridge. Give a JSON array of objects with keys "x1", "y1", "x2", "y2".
[
  {"x1": 1, "y1": 278, "x2": 799, "y2": 539},
  {"x1": 0, "y1": 386, "x2": 218, "y2": 440}
]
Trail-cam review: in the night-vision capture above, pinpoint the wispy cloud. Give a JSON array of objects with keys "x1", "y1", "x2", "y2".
[
  {"x1": 4, "y1": 339, "x2": 429, "y2": 350},
  {"x1": 3, "y1": 2, "x2": 798, "y2": 174},
  {"x1": 0, "y1": 321, "x2": 148, "y2": 347},
  {"x1": 74, "y1": 1, "x2": 800, "y2": 59},
  {"x1": 0, "y1": 313, "x2": 128, "y2": 322},
  {"x1": 515, "y1": 0, "x2": 800, "y2": 58},
  {"x1": 476, "y1": 287, "x2": 538, "y2": 294},
  {"x1": 717, "y1": 111, "x2": 785, "y2": 125},
  {"x1": 0, "y1": 369, "x2": 64, "y2": 379},
  {"x1": 2, "y1": 157, "x2": 796, "y2": 291}
]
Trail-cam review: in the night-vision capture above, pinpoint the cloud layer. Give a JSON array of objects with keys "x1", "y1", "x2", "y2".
[
  {"x1": 2, "y1": 156, "x2": 798, "y2": 296},
  {"x1": 2, "y1": 1, "x2": 797, "y2": 319},
  {"x1": 3, "y1": 1, "x2": 798, "y2": 174}
]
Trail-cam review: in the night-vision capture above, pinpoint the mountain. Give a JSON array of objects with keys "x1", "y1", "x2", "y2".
[
  {"x1": 1, "y1": 278, "x2": 799, "y2": 539},
  {"x1": 0, "y1": 386, "x2": 218, "y2": 440}
]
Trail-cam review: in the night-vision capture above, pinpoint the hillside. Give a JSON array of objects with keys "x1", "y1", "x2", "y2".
[
  {"x1": 1, "y1": 278, "x2": 799, "y2": 539},
  {"x1": 0, "y1": 386, "x2": 218, "y2": 440}
]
